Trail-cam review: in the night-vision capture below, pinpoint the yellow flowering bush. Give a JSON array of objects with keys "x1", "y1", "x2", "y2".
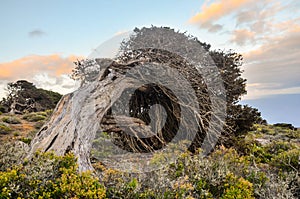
[
  {"x1": 0, "y1": 152, "x2": 106, "y2": 199},
  {"x1": 221, "y1": 173, "x2": 254, "y2": 199}
]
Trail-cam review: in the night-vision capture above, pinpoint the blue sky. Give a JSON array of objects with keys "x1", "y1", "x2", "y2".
[{"x1": 0, "y1": 0, "x2": 299, "y2": 126}]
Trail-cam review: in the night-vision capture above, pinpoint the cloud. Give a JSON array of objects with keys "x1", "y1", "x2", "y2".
[
  {"x1": 202, "y1": 23, "x2": 224, "y2": 33},
  {"x1": 28, "y1": 29, "x2": 46, "y2": 38},
  {"x1": 189, "y1": 0, "x2": 300, "y2": 100},
  {"x1": 0, "y1": 54, "x2": 82, "y2": 97},
  {"x1": 243, "y1": 84, "x2": 300, "y2": 100},
  {"x1": 189, "y1": 0, "x2": 254, "y2": 32},
  {"x1": 242, "y1": 28, "x2": 300, "y2": 99},
  {"x1": 0, "y1": 54, "x2": 78, "y2": 80},
  {"x1": 236, "y1": 10, "x2": 257, "y2": 25},
  {"x1": 230, "y1": 29, "x2": 255, "y2": 46},
  {"x1": 235, "y1": 1, "x2": 283, "y2": 32},
  {"x1": 189, "y1": 0, "x2": 292, "y2": 45},
  {"x1": 189, "y1": 0, "x2": 253, "y2": 24}
]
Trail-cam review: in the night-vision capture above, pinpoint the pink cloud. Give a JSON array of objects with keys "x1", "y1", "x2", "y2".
[
  {"x1": 189, "y1": 0, "x2": 254, "y2": 24},
  {"x1": 0, "y1": 54, "x2": 81, "y2": 81}
]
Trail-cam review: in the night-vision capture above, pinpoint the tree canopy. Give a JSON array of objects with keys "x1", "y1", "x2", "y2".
[
  {"x1": 69, "y1": 26, "x2": 264, "y2": 151},
  {"x1": 1, "y1": 80, "x2": 62, "y2": 114},
  {"x1": 118, "y1": 27, "x2": 265, "y2": 149}
]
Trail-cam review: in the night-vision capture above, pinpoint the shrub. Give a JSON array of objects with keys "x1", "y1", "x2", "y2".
[
  {"x1": 19, "y1": 137, "x2": 32, "y2": 144},
  {"x1": 45, "y1": 109, "x2": 53, "y2": 116},
  {"x1": 13, "y1": 131, "x2": 20, "y2": 137},
  {"x1": 1, "y1": 116, "x2": 21, "y2": 124},
  {"x1": 23, "y1": 112, "x2": 47, "y2": 122},
  {"x1": 0, "y1": 137, "x2": 298, "y2": 198},
  {"x1": 0, "y1": 152, "x2": 106, "y2": 198},
  {"x1": 265, "y1": 141, "x2": 297, "y2": 156},
  {"x1": 221, "y1": 173, "x2": 254, "y2": 199},
  {"x1": 256, "y1": 171, "x2": 298, "y2": 199},
  {"x1": 0, "y1": 141, "x2": 28, "y2": 171},
  {"x1": 0, "y1": 123, "x2": 12, "y2": 134},
  {"x1": 273, "y1": 123, "x2": 296, "y2": 130},
  {"x1": 249, "y1": 144, "x2": 273, "y2": 163},
  {"x1": 271, "y1": 149, "x2": 300, "y2": 171},
  {"x1": 97, "y1": 148, "x2": 257, "y2": 198},
  {"x1": 34, "y1": 121, "x2": 45, "y2": 129},
  {"x1": 0, "y1": 105, "x2": 5, "y2": 113}
]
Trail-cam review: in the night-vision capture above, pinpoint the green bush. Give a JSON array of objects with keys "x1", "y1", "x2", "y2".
[
  {"x1": 23, "y1": 112, "x2": 47, "y2": 122},
  {"x1": 0, "y1": 152, "x2": 106, "y2": 198},
  {"x1": 221, "y1": 173, "x2": 254, "y2": 199},
  {"x1": 34, "y1": 121, "x2": 45, "y2": 129},
  {"x1": 265, "y1": 141, "x2": 297, "y2": 155},
  {"x1": 13, "y1": 131, "x2": 20, "y2": 137},
  {"x1": 271, "y1": 149, "x2": 300, "y2": 171},
  {"x1": 0, "y1": 123, "x2": 12, "y2": 134},
  {"x1": 0, "y1": 141, "x2": 28, "y2": 171},
  {"x1": 19, "y1": 137, "x2": 32, "y2": 144},
  {"x1": 273, "y1": 123, "x2": 296, "y2": 130},
  {"x1": 0, "y1": 105, "x2": 5, "y2": 113},
  {"x1": 0, "y1": 136, "x2": 298, "y2": 198},
  {"x1": 97, "y1": 148, "x2": 256, "y2": 198},
  {"x1": 1, "y1": 116, "x2": 21, "y2": 124}
]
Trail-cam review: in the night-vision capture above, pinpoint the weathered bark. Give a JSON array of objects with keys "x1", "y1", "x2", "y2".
[{"x1": 28, "y1": 62, "x2": 136, "y2": 171}]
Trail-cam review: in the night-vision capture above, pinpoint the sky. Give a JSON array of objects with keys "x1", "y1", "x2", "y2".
[{"x1": 0, "y1": 0, "x2": 299, "y2": 126}]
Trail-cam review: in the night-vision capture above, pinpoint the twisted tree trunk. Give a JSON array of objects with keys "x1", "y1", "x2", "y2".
[
  {"x1": 28, "y1": 60, "x2": 164, "y2": 171},
  {"x1": 28, "y1": 47, "x2": 219, "y2": 172}
]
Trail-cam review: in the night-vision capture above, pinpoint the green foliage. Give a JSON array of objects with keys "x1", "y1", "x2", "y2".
[
  {"x1": 227, "y1": 105, "x2": 265, "y2": 137},
  {"x1": 117, "y1": 26, "x2": 264, "y2": 151},
  {"x1": 0, "y1": 80, "x2": 62, "y2": 114},
  {"x1": 0, "y1": 135, "x2": 299, "y2": 198},
  {"x1": 221, "y1": 173, "x2": 254, "y2": 199},
  {"x1": 91, "y1": 143, "x2": 299, "y2": 198},
  {"x1": 273, "y1": 123, "x2": 296, "y2": 130},
  {"x1": 95, "y1": 148, "x2": 257, "y2": 198},
  {"x1": 1, "y1": 116, "x2": 21, "y2": 124},
  {"x1": 23, "y1": 112, "x2": 47, "y2": 122},
  {"x1": 271, "y1": 149, "x2": 300, "y2": 171},
  {"x1": 34, "y1": 121, "x2": 45, "y2": 129},
  {"x1": 0, "y1": 123, "x2": 12, "y2": 134},
  {"x1": 253, "y1": 124, "x2": 300, "y2": 139},
  {"x1": 0, "y1": 152, "x2": 106, "y2": 199},
  {"x1": 0, "y1": 105, "x2": 5, "y2": 113},
  {"x1": 265, "y1": 141, "x2": 297, "y2": 155},
  {"x1": 13, "y1": 131, "x2": 20, "y2": 137},
  {"x1": 0, "y1": 115, "x2": 298, "y2": 199},
  {"x1": 0, "y1": 142, "x2": 27, "y2": 171},
  {"x1": 19, "y1": 137, "x2": 32, "y2": 144}
]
